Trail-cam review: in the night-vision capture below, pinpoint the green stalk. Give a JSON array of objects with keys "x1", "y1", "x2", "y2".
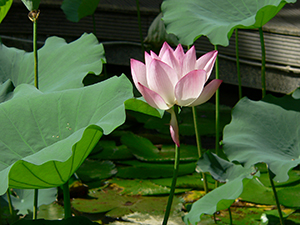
[
  {"x1": 235, "y1": 28, "x2": 242, "y2": 99},
  {"x1": 228, "y1": 206, "x2": 233, "y2": 225},
  {"x1": 162, "y1": 106, "x2": 180, "y2": 225},
  {"x1": 267, "y1": 166, "x2": 284, "y2": 225},
  {"x1": 63, "y1": 180, "x2": 72, "y2": 219},
  {"x1": 33, "y1": 18, "x2": 38, "y2": 89},
  {"x1": 192, "y1": 106, "x2": 208, "y2": 193},
  {"x1": 259, "y1": 27, "x2": 266, "y2": 98},
  {"x1": 6, "y1": 190, "x2": 13, "y2": 216},
  {"x1": 31, "y1": 11, "x2": 39, "y2": 220},
  {"x1": 214, "y1": 45, "x2": 220, "y2": 156},
  {"x1": 33, "y1": 189, "x2": 38, "y2": 219},
  {"x1": 92, "y1": 14, "x2": 96, "y2": 36},
  {"x1": 136, "y1": 0, "x2": 145, "y2": 56}
]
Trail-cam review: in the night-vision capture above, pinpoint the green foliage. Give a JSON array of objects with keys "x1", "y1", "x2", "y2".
[
  {"x1": 0, "y1": 33, "x2": 105, "y2": 93},
  {"x1": 2, "y1": 188, "x2": 57, "y2": 215},
  {"x1": 223, "y1": 96, "x2": 300, "y2": 183},
  {"x1": 61, "y1": 0, "x2": 100, "y2": 22},
  {"x1": 0, "y1": 75, "x2": 133, "y2": 195},
  {"x1": 0, "y1": 0, "x2": 12, "y2": 23},
  {"x1": 71, "y1": 188, "x2": 182, "y2": 217},
  {"x1": 183, "y1": 152, "x2": 257, "y2": 224},
  {"x1": 21, "y1": 0, "x2": 40, "y2": 11},
  {"x1": 162, "y1": 0, "x2": 297, "y2": 46},
  {"x1": 125, "y1": 97, "x2": 164, "y2": 118}
]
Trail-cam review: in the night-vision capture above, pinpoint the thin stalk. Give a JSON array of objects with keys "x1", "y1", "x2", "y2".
[
  {"x1": 267, "y1": 166, "x2": 284, "y2": 225},
  {"x1": 6, "y1": 190, "x2": 13, "y2": 216},
  {"x1": 92, "y1": 14, "x2": 96, "y2": 36},
  {"x1": 33, "y1": 19, "x2": 38, "y2": 89},
  {"x1": 259, "y1": 27, "x2": 266, "y2": 98},
  {"x1": 235, "y1": 28, "x2": 242, "y2": 99},
  {"x1": 162, "y1": 107, "x2": 180, "y2": 225},
  {"x1": 192, "y1": 106, "x2": 208, "y2": 193},
  {"x1": 214, "y1": 45, "x2": 220, "y2": 156},
  {"x1": 136, "y1": 0, "x2": 145, "y2": 56},
  {"x1": 33, "y1": 189, "x2": 38, "y2": 219},
  {"x1": 228, "y1": 207, "x2": 233, "y2": 225},
  {"x1": 63, "y1": 180, "x2": 72, "y2": 219}
]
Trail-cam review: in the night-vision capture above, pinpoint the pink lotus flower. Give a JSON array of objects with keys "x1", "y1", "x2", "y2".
[{"x1": 130, "y1": 42, "x2": 222, "y2": 146}]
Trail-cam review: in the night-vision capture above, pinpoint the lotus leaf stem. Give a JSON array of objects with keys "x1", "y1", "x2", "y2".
[
  {"x1": 162, "y1": 106, "x2": 180, "y2": 225},
  {"x1": 268, "y1": 166, "x2": 284, "y2": 225},
  {"x1": 6, "y1": 189, "x2": 13, "y2": 215},
  {"x1": 33, "y1": 189, "x2": 38, "y2": 219},
  {"x1": 192, "y1": 106, "x2": 208, "y2": 194},
  {"x1": 235, "y1": 28, "x2": 242, "y2": 99},
  {"x1": 136, "y1": 0, "x2": 145, "y2": 57},
  {"x1": 259, "y1": 27, "x2": 266, "y2": 98},
  {"x1": 63, "y1": 180, "x2": 72, "y2": 219},
  {"x1": 214, "y1": 45, "x2": 220, "y2": 157}
]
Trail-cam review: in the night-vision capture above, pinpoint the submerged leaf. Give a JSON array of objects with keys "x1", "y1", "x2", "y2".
[{"x1": 0, "y1": 75, "x2": 132, "y2": 194}]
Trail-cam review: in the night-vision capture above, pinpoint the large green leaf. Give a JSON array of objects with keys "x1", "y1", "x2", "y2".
[
  {"x1": 223, "y1": 96, "x2": 300, "y2": 183},
  {"x1": 0, "y1": 33, "x2": 105, "y2": 93},
  {"x1": 161, "y1": 0, "x2": 296, "y2": 46},
  {"x1": 0, "y1": 75, "x2": 132, "y2": 195},
  {"x1": 183, "y1": 152, "x2": 256, "y2": 225},
  {"x1": 61, "y1": 0, "x2": 100, "y2": 22},
  {"x1": 21, "y1": 0, "x2": 40, "y2": 11},
  {"x1": 0, "y1": 0, "x2": 12, "y2": 23}
]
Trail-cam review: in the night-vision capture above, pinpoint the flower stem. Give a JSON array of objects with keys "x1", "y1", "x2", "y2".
[
  {"x1": 192, "y1": 106, "x2": 208, "y2": 193},
  {"x1": 63, "y1": 180, "x2": 72, "y2": 219},
  {"x1": 136, "y1": 0, "x2": 145, "y2": 57},
  {"x1": 259, "y1": 27, "x2": 266, "y2": 98},
  {"x1": 267, "y1": 166, "x2": 284, "y2": 225},
  {"x1": 33, "y1": 189, "x2": 38, "y2": 219},
  {"x1": 162, "y1": 107, "x2": 180, "y2": 225},
  {"x1": 235, "y1": 28, "x2": 242, "y2": 99}
]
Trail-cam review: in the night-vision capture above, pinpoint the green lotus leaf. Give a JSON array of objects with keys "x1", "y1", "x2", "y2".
[
  {"x1": 223, "y1": 96, "x2": 300, "y2": 183},
  {"x1": 183, "y1": 151, "x2": 256, "y2": 224},
  {"x1": 183, "y1": 177, "x2": 253, "y2": 224},
  {"x1": 121, "y1": 132, "x2": 198, "y2": 162},
  {"x1": 0, "y1": 0, "x2": 12, "y2": 23},
  {"x1": 21, "y1": 0, "x2": 40, "y2": 11},
  {"x1": 0, "y1": 79, "x2": 14, "y2": 103},
  {"x1": 125, "y1": 97, "x2": 164, "y2": 118},
  {"x1": 2, "y1": 188, "x2": 57, "y2": 215},
  {"x1": 61, "y1": 0, "x2": 100, "y2": 22},
  {"x1": 0, "y1": 74, "x2": 133, "y2": 195},
  {"x1": 0, "y1": 33, "x2": 105, "y2": 93},
  {"x1": 196, "y1": 151, "x2": 257, "y2": 183},
  {"x1": 161, "y1": 0, "x2": 296, "y2": 46}
]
